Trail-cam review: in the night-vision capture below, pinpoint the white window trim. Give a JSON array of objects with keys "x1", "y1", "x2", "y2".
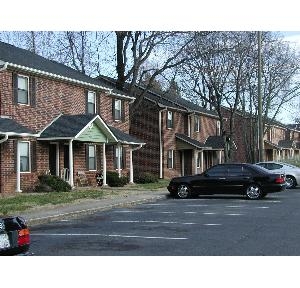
[
  {"x1": 194, "y1": 115, "x2": 200, "y2": 132},
  {"x1": 114, "y1": 99, "x2": 122, "y2": 121},
  {"x1": 88, "y1": 91, "x2": 96, "y2": 114},
  {"x1": 19, "y1": 141, "x2": 31, "y2": 173},
  {"x1": 167, "y1": 111, "x2": 173, "y2": 129},
  {"x1": 17, "y1": 74, "x2": 30, "y2": 106},
  {"x1": 88, "y1": 144, "x2": 97, "y2": 171},
  {"x1": 167, "y1": 149, "x2": 174, "y2": 169}
]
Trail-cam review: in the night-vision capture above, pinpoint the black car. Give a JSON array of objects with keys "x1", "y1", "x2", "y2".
[
  {"x1": 167, "y1": 163, "x2": 286, "y2": 200},
  {"x1": 0, "y1": 216, "x2": 30, "y2": 256}
]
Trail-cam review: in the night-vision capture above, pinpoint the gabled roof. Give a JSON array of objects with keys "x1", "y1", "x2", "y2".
[
  {"x1": 39, "y1": 114, "x2": 116, "y2": 141},
  {"x1": 38, "y1": 114, "x2": 144, "y2": 145},
  {"x1": 175, "y1": 133, "x2": 210, "y2": 150},
  {"x1": 264, "y1": 140, "x2": 281, "y2": 149},
  {"x1": 97, "y1": 75, "x2": 219, "y2": 118},
  {"x1": 0, "y1": 117, "x2": 38, "y2": 137},
  {"x1": 0, "y1": 41, "x2": 134, "y2": 100}
]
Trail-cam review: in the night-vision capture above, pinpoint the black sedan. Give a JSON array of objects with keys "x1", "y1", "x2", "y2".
[
  {"x1": 167, "y1": 163, "x2": 286, "y2": 200},
  {"x1": 0, "y1": 216, "x2": 30, "y2": 256}
]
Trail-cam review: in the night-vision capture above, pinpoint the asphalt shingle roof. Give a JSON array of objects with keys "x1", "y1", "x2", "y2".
[
  {"x1": 205, "y1": 136, "x2": 225, "y2": 149},
  {"x1": 39, "y1": 114, "x2": 144, "y2": 144},
  {"x1": 0, "y1": 41, "x2": 119, "y2": 92},
  {"x1": 0, "y1": 118, "x2": 36, "y2": 135},
  {"x1": 175, "y1": 133, "x2": 208, "y2": 149},
  {"x1": 278, "y1": 140, "x2": 295, "y2": 149}
]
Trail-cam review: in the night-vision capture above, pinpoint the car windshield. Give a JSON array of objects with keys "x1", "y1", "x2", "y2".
[{"x1": 253, "y1": 164, "x2": 272, "y2": 173}]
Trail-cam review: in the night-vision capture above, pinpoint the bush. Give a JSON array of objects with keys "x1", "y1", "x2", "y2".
[
  {"x1": 36, "y1": 175, "x2": 72, "y2": 192},
  {"x1": 106, "y1": 171, "x2": 128, "y2": 187},
  {"x1": 134, "y1": 171, "x2": 158, "y2": 184}
]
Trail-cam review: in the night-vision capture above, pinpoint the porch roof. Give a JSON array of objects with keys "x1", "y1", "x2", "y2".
[
  {"x1": 205, "y1": 136, "x2": 224, "y2": 150},
  {"x1": 0, "y1": 117, "x2": 39, "y2": 137},
  {"x1": 278, "y1": 140, "x2": 296, "y2": 149},
  {"x1": 175, "y1": 133, "x2": 210, "y2": 150},
  {"x1": 38, "y1": 114, "x2": 144, "y2": 145},
  {"x1": 264, "y1": 140, "x2": 281, "y2": 149}
]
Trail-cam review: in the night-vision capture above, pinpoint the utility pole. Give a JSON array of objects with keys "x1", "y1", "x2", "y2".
[{"x1": 258, "y1": 31, "x2": 264, "y2": 162}]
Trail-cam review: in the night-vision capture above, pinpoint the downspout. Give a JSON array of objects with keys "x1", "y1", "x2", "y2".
[
  {"x1": 129, "y1": 144, "x2": 144, "y2": 184},
  {"x1": 159, "y1": 109, "x2": 167, "y2": 179}
]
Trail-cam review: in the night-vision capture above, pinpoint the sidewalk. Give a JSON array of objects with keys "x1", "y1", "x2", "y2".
[{"x1": 20, "y1": 188, "x2": 168, "y2": 226}]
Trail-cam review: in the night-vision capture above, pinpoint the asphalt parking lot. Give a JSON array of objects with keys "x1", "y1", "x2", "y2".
[{"x1": 29, "y1": 188, "x2": 300, "y2": 255}]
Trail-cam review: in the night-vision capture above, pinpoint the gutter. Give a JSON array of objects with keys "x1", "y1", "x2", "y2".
[
  {"x1": 4, "y1": 62, "x2": 135, "y2": 101},
  {"x1": 0, "y1": 134, "x2": 8, "y2": 143}
]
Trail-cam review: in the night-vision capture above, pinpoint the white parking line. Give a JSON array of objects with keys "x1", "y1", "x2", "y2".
[
  {"x1": 226, "y1": 205, "x2": 245, "y2": 208},
  {"x1": 31, "y1": 233, "x2": 187, "y2": 240},
  {"x1": 203, "y1": 212, "x2": 217, "y2": 215},
  {"x1": 184, "y1": 211, "x2": 197, "y2": 214},
  {"x1": 255, "y1": 206, "x2": 269, "y2": 209},
  {"x1": 112, "y1": 220, "x2": 197, "y2": 225},
  {"x1": 187, "y1": 204, "x2": 209, "y2": 207},
  {"x1": 225, "y1": 213, "x2": 243, "y2": 216}
]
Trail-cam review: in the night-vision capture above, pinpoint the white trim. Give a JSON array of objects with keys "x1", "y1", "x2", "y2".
[
  {"x1": 16, "y1": 140, "x2": 22, "y2": 192},
  {"x1": 5, "y1": 62, "x2": 135, "y2": 101},
  {"x1": 102, "y1": 143, "x2": 107, "y2": 186},
  {"x1": 69, "y1": 140, "x2": 74, "y2": 187}
]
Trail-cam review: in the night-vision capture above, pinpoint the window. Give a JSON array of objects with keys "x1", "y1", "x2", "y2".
[
  {"x1": 87, "y1": 91, "x2": 96, "y2": 114},
  {"x1": 19, "y1": 142, "x2": 30, "y2": 172},
  {"x1": 194, "y1": 115, "x2": 200, "y2": 132},
  {"x1": 216, "y1": 121, "x2": 221, "y2": 136},
  {"x1": 167, "y1": 111, "x2": 173, "y2": 129},
  {"x1": 113, "y1": 99, "x2": 122, "y2": 121},
  {"x1": 88, "y1": 145, "x2": 96, "y2": 171},
  {"x1": 167, "y1": 150, "x2": 174, "y2": 169},
  {"x1": 114, "y1": 146, "x2": 124, "y2": 169},
  {"x1": 17, "y1": 75, "x2": 29, "y2": 105}
]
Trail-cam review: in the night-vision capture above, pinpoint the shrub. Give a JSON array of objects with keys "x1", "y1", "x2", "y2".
[
  {"x1": 134, "y1": 171, "x2": 158, "y2": 184},
  {"x1": 36, "y1": 175, "x2": 72, "y2": 192},
  {"x1": 106, "y1": 171, "x2": 128, "y2": 187}
]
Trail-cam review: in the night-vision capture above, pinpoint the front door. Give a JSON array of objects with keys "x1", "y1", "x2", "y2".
[
  {"x1": 183, "y1": 150, "x2": 192, "y2": 176},
  {"x1": 49, "y1": 144, "x2": 57, "y2": 175}
]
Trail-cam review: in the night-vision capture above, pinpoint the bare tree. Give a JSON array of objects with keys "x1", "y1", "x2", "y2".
[{"x1": 114, "y1": 31, "x2": 196, "y2": 113}]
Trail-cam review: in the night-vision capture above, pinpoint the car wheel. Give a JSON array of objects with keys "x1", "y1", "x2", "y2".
[
  {"x1": 176, "y1": 184, "x2": 191, "y2": 199},
  {"x1": 245, "y1": 183, "x2": 263, "y2": 200},
  {"x1": 285, "y1": 175, "x2": 296, "y2": 189}
]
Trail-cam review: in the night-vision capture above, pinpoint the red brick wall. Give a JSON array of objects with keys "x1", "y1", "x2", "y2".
[{"x1": 0, "y1": 70, "x2": 131, "y2": 193}]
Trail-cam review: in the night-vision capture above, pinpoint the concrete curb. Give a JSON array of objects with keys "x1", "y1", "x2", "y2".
[{"x1": 25, "y1": 194, "x2": 167, "y2": 226}]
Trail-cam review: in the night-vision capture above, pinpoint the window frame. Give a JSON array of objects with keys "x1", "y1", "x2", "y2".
[
  {"x1": 167, "y1": 149, "x2": 174, "y2": 169},
  {"x1": 194, "y1": 115, "x2": 200, "y2": 132},
  {"x1": 114, "y1": 99, "x2": 122, "y2": 121},
  {"x1": 167, "y1": 111, "x2": 173, "y2": 129},
  {"x1": 87, "y1": 145, "x2": 97, "y2": 171},
  {"x1": 19, "y1": 141, "x2": 31, "y2": 173},
  {"x1": 17, "y1": 74, "x2": 30, "y2": 105},
  {"x1": 87, "y1": 91, "x2": 96, "y2": 114}
]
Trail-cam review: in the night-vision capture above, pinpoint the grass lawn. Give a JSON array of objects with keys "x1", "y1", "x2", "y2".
[{"x1": 0, "y1": 179, "x2": 169, "y2": 215}]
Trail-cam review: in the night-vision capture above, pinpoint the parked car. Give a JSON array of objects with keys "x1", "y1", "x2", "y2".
[
  {"x1": 255, "y1": 161, "x2": 300, "y2": 189},
  {"x1": 0, "y1": 216, "x2": 30, "y2": 256},
  {"x1": 167, "y1": 163, "x2": 286, "y2": 200}
]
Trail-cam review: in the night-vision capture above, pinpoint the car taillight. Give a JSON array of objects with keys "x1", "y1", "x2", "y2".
[
  {"x1": 18, "y1": 228, "x2": 30, "y2": 246},
  {"x1": 275, "y1": 176, "x2": 285, "y2": 184}
]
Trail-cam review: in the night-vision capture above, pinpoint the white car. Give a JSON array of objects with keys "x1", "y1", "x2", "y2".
[{"x1": 255, "y1": 161, "x2": 300, "y2": 189}]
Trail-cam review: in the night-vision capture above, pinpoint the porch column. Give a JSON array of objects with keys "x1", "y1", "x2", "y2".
[
  {"x1": 15, "y1": 141, "x2": 22, "y2": 193},
  {"x1": 194, "y1": 150, "x2": 198, "y2": 175},
  {"x1": 200, "y1": 151, "x2": 204, "y2": 173},
  {"x1": 181, "y1": 151, "x2": 185, "y2": 176},
  {"x1": 219, "y1": 150, "x2": 222, "y2": 164},
  {"x1": 69, "y1": 139, "x2": 74, "y2": 187},
  {"x1": 56, "y1": 143, "x2": 60, "y2": 176},
  {"x1": 102, "y1": 143, "x2": 107, "y2": 186},
  {"x1": 117, "y1": 143, "x2": 121, "y2": 178},
  {"x1": 129, "y1": 148, "x2": 134, "y2": 184}
]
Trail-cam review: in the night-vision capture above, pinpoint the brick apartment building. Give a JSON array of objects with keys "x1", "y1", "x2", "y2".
[
  {"x1": 221, "y1": 108, "x2": 300, "y2": 163},
  {"x1": 0, "y1": 41, "x2": 144, "y2": 194}
]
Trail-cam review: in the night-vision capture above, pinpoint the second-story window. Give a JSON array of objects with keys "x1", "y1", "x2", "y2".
[
  {"x1": 216, "y1": 121, "x2": 221, "y2": 136},
  {"x1": 17, "y1": 75, "x2": 29, "y2": 105},
  {"x1": 113, "y1": 99, "x2": 125, "y2": 121},
  {"x1": 167, "y1": 111, "x2": 173, "y2": 129},
  {"x1": 194, "y1": 115, "x2": 200, "y2": 132},
  {"x1": 87, "y1": 91, "x2": 96, "y2": 114}
]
